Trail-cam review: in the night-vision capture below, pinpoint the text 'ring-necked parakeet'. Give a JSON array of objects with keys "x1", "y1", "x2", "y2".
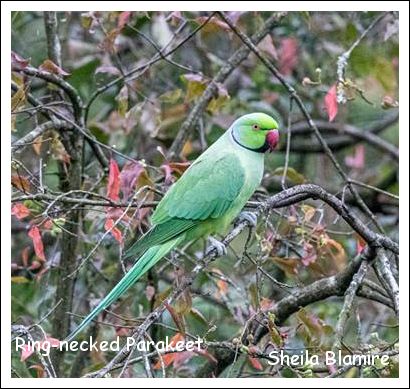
[{"x1": 65, "y1": 112, "x2": 279, "y2": 341}]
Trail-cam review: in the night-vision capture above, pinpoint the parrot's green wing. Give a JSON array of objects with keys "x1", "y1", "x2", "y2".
[
  {"x1": 152, "y1": 154, "x2": 246, "y2": 222},
  {"x1": 124, "y1": 153, "x2": 245, "y2": 258}
]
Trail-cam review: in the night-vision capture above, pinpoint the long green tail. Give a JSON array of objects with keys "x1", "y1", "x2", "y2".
[{"x1": 65, "y1": 238, "x2": 180, "y2": 342}]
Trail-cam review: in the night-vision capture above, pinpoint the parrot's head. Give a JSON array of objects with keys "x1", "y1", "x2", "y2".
[{"x1": 230, "y1": 112, "x2": 280, "y2": 153}]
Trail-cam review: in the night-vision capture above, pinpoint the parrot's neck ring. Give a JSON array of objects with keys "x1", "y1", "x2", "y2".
[{"x1": 230, "y1": 129, "x2": 270, "y2": 153}]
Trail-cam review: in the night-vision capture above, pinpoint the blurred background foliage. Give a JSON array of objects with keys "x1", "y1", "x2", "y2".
[{"x1": 11, "y1": 11, "x2": 399, "y2": 378}]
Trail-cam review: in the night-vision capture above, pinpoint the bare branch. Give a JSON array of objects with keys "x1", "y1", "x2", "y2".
[
  {"x1": 11, "y1": 119, "x2": 70, "y2": 152},
  {"x1": 286, "y1": 114, "x2": 399, "y2": 161},
  {"x1": 217, "y1": 11, "x2": 386, "y2": 235},
  {"x1": 337, "y1": 12, "x2": 391, "y2": 103},
  {"x1": 84, "y1": 13, "x2": 217, "y2": 123},
  {"x1": 333, "y1": 260, "x2": 369, "y2": 351},
  {"x1": 167, "y1": 12, "x2": 288, "y2": 159}
]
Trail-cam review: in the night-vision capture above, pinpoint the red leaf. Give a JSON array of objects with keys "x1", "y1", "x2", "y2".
[
  {"x1": 216, "y1": 279, "x2": 228, "y2": 296},
  {"x1": 20, "y1": 336, "x2": 60, "y2": 362},
  {"x1": 20, "y1": 345, "x2": 34, "y2": 362},
  {"x1": 28, "y1": 260, "x2": 42, "y2": 271},
  {"x1": 107, "y1": 158, "x2": 121, "y2": 201},
  {"x1": 115, "y1": 326, "x2": 130, "y2": 336},
  {"x1": 104, "y1": 218, "x2": 123, "y2": 243},
  {"x1": 345, "y1": 145, "x2": 365, "y2": 169},
  {"x1": 119, "y1": 161, "x2": 145, "y2": 200},
  {"x1": 164, "y1": 302, "x2": 185, "y2": 334},
  {"x1": 11, "y1": 203, "x2": 30, "y2": 220},
  {"x1": 28, "y1": 364, "x2": 46, "y2": 378},
  {"x1": 161, "y1": 161, "x2": 190, "y2": 184},
  {"x1": 11, "y1": 51, "x2": 30, "y2": 70},
  {"x1": 301, "y1": 242, "x2": 317, "y2": 266},
  {"x1": 324, "y1": 84, "x2": 338, "y2": 122},
  {"x1": 173, "y1": 351, "x2": 195, "y2": 369},
  {"x1": 356, "y1": 235, "x2": 366, "y2": 254},
  {"x1": 21, "y1": 247, "x2": 30, "y2": 268},
  {"x1": 161, "y1": 163, "x2": 173, "y2": 185},
  {"x1": 279, "y1": 38, "x2": 299, "y2": 76},
  {"x1": 43, "y1": 219, "x2": 53, "y2": 230},
  {"x1": 118, "y1": 11, "x2": 132, "y2": 30},
  {"x1": 106, "y1": 207, "x2": 131, "y2": 224},
  {"x1": 249, "y1": 356, "x2": 263, "y2": 371},
  {"x1": 39, "y1": 59, "x2": 70, "y2": 76},
  {"x1": 153, "y1": 333, "x2": 185, "y2": 369},
  {"x1": 28, "y1": 226, "x2": 46, "y2": 262},
  {"x1": 11, "y1": 175, "x2": 31, "y2": 192},
  {"x1": 28, "y1": 365, "x2": 47, "y2": 378}
]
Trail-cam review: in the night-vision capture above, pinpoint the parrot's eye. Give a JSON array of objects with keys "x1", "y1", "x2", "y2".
[{"x1": 252, "y1": 124, "x2": 260, "y2": 131}]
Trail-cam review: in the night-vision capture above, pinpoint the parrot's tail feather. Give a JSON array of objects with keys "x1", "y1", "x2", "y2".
[{"x1": 64, "y1": 238, "x2": 180, "y2": 342}]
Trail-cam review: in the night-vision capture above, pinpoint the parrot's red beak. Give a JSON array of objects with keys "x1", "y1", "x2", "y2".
[{"x1": 266, "y1": 129, "x2": 279, "y2": 152}]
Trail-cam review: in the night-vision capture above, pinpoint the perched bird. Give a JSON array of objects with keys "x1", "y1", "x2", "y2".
[{"x1": 65, "y1": 112, "x2": 279, "y2": 341}]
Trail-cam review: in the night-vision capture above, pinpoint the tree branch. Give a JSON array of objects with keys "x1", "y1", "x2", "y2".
[
  {"x1": 40, "y1": 12, "x2": 84, "y2": 375},
  {"x1": 13, "y1": 66, "x2": 83, "y2": 122},
  {"x1": 285, "y1": 113, "x2": 399, "y2": 161},
  {"x1": 337, "y1": 12, "x2": 390, "y2": 103},
  {"x1": 81, "y1": 181, "x2": 398, "y2": 377},
  {"x1": 333, "y1": 260, "x2": 369, "y2": 351},
  {"x1": 217, "y1": 11, "x2": 386, "y2": 236},
  {"x1": 197, "y1": 247, "x2": 377, "y2": 377},
  {"x1": 167, "y1": 12, "x2": 287, "y2": 159},
  {"x1": 11, "y1": 119, "x2": 71, "y2": 153},
  {"x1": 84, "y1": 13, "x2": 217, "y2": 123},
  {"x1": 262, "y1": 184, "x2": 398, "y2": 254}
]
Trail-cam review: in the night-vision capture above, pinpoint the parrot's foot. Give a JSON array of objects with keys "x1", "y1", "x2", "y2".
[
  {"x1": 207, "y1": 236, "x2": 227, "y2": 257},
  {"x1": 237, "y1": 211, "x2": 258, "y2": 227}
]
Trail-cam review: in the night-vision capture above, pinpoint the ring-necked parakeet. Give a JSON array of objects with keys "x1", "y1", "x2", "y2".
[{"x1": 66, "y1": 112, "x2": 279, "y2": 341}]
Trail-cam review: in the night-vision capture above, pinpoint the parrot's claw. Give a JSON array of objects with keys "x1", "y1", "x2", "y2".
[
  {"x1": 207, "y1": 236, "x2": 227, "y2": 257},
  {"x1": 237, "y1": 211, "x2": 258, "y2": 227}
]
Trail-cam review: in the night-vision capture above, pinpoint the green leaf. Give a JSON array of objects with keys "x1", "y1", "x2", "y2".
[
  {"x1": 181, "y1": 74, "x2": 207, "y2": 102},
  {"x1": 267, "y1": 312, "x2": 283, "y2": 346},
  {"x1": 175, "y1": 290, "x2": 192, "y2": 315},
  {"x1": 11, "y1": 86, "x2": 25, "y2": 111},
  {"x1": 374, "y1": 56, "x2": 397, "y2": 92},
  {"x1": 189, "y1": 308, "x2": 208, "y2": 326},
  {"x1": 272, "y1": 167, "x2": 306, "y2": 184},
  {"x1": 89, "y1": 124, "x2": 110, "y2": 144},
  {"x1": 158, "y1": 88, "x2": 183, "y2": 104},
  {"x1": 301, "y1": 204, "x2": 316, "y2": 222},
  {"x1": 207, "y1": 94, "x2": 230, "y2": 114},
  {"x1": 153, "y1": 286, "x2": 173, "y2": 308},
  {"x1": 81, "y1": 12, "x2": 94, "y2": 30},
  {"x1": 11, "y1": 276, "x2": 30, "y2": 284},
  {"x1": 116, "y1": 85, "x2": 129, "y2": 117},
  {"x1": 165, "y1": 302, "x2": 185, "y2": 334},
  {"x1": 248, "y1": 283, "x2": 259, "y2": 309}
]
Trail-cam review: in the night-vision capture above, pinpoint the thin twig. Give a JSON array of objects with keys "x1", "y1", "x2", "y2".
[
  {"x1": 217, "y1": 11, "x2": 386, "y2": 235},
  {"x1": 337, "y1": 12, "x2": 390, "y2": 103},
  {"x1": 333, "y1": 260, "x2": 369, "y2": 351},
  {"x1": 168, "y1": 11, "x2": 287, "y2": 159}
]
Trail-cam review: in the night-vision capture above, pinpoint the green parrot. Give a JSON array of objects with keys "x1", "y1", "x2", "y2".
[{"x1": 65, "y1": 112, "x2": 279, "y2": 341}]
